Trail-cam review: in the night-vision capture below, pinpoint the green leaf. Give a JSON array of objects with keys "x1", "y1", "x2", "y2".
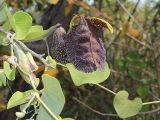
[
  {"x1": 13, "y1": 11, "x2": 32, "y2": 40},
  {"x1": 37, "y1": 74, "x2": 65, "y2": 120},
  {"x1": 0, "y1": 69, "x2": 6, "y2": 86},
  {"x1": 0, "y1": 32, "x2": 10, "y2": 46},
  {"x1": 63, "y1": 118, "x2": 74, "y2": 120},
  {"x1": 136, "y1": 86, "x2": 148, "y2": 97},
  {"x1": 116, "y1": 58, "x2": 128, "y2": 71},
  {"x1": 45, "y1": 56, "x2": 57, "y2": 69},
  {"x1": 4, "y1": 5, "x2": 15, "y2": 30},
  {"x1": 47, "y1": 0, "x2": 59, "y2": 4},
  {"x1": 140, "y1": 105, "x2": 149, "y2": 112},
  {"x1": 2, "y1": 20, "x2": 11, "y2": 31},
  {"x1": 113, "y1": 90, "x2": 142, "y2": 118},
  {"x1": 0, "y1": 7, "x2": 7, "y2": 23},
  {"x1": 66, "y1": 62, "x2": 110, "y2": 86},
  {"x1": 0, "y1": 0, "x2": 3, "y2": 6},
  {"x1": 7, "y1": 90, "x2": 33, "y2": 109},
  {"x1": 3, "y1": 61, "x2": 16, "y2": 81},
  {"x1": 127, "y1": 51, "x2": 140, "y2": 62},
  {"x1": 128, "y1": 69, "x2": 141, "y2": 80},
  {"x1": 23, "y1": 25, "x2": 59, "y2": 42}
]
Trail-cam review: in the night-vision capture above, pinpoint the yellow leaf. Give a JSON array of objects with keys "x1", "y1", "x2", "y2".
[
  {"x1": 47, "y1": 0, "x2": 59, "y2": 4},
  {"x1": 67, "y1": 0, "x2": 75, "y2": 4},
  {"x1": 64, "y1": 4, "x2": 74, "y2": 16},
  {"x1": 121, "y1": 24, "x2": 140, "y2": 38},
  {"x1": 12, "y1": 0, "x2": 18, "y2": 10},
  {"x1": 22, "y1": 0, "x2": 27, "y2": 7}
]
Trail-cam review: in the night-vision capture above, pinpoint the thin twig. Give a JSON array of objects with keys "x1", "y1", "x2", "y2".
[
  {"x1": 126, "y1": 33, "x2": 153, "y2": 50},
  {"x1": 143, "y1": 100, "x2": 160, "y2": 105},
  {"x1": 96, "y1": 84, "x2": 116, "y2": 95},
  {"x1": 73, "y1": 97, "x2": 160, "y2": 117},
  {"x1": 116, "y1": 0, "x2": 144, "y2": 32},
  {"x1": 73, "y1": 97, "x2": 118, "y2": 117},
  {"x1": 138, "y1": 108, "x2": 160, "y2": 115}
]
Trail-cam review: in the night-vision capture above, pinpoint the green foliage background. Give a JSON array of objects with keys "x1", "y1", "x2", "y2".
[{"x1": 0, "y1": 0, "x2": 160, "y2": 120}]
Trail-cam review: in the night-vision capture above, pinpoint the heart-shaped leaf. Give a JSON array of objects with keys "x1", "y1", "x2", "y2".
[
  {"x1": 37, "y1": 74, "x2": 65, "y2": 120},
  {"x1": 113, "y1": 90, "x2": 142, "y2": 118},
  {"x1": 66, "y1": 62, "x2": 110, "y2": 86}
]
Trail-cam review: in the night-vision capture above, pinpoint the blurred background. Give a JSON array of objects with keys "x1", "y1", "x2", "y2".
[{"x1": 0, "y1": 0, "x2": 160, "y2": 120}]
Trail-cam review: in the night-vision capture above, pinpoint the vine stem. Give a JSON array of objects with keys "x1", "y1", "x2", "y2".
[
  {"x1": 29, "y1": 76, "x2": 59, "y2": 120},
  {"x1": 96, "y1": 84, "x2": 116, "y2": 95},
  {"x1": 143, "y1": 100, "x2": 160, "y2": 105},
  {"x1": 35, "y1": 92, "x2": 59, "y2": 120},
  {"x1": 22, "y1": 93, "x2": 36, "y2": 113}
]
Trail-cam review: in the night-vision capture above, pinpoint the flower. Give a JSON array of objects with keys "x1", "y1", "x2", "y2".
[{"x1": 65, "y1": 15, "x2": 106, "y2": 72}]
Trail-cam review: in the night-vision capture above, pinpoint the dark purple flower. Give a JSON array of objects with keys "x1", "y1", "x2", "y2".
[
  {"x1": 65, "y1": 15, "x2": 106, "y2": 72},
  {"x1": 51, "y1": 26, "x2": 68, "y2": 64}
]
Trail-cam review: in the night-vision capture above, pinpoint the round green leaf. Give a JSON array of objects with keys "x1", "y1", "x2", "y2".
[
  {"x1": 13, "y1": 11, "x2": 32, "y2": 40},
  {"x1": 66, "y1": 62, "x2": 110, "y2": 86},
  {"x1": 113, "y1": 90, "x2": 142, "y2": 118},
  {"x1": 37, "y1": 74, "x2": 65, "y2": 120}
]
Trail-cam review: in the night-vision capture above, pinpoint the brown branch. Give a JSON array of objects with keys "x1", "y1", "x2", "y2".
[{"x1": 73, "y1": 97, "x2": 118, "y2": 117}]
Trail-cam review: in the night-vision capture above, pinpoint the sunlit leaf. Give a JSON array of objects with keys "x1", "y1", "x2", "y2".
[
  {"x1": 47, "y1": 0, "x2": 59, "y2": 4},
  {"x1": 7, "y1": 90, "x2": 34, "y2": 109},
  {"x1": 22, "y1": 25, "x2": 60, "y2": 42},
  {"x1": 13, "y1": 11, "x2": 32, "y2": 40},
  {"x1": 45, "y1": 56, "x2": 57, "y2": 68},
  {"x1": 64, "y1": 4, "x2": 73, "y2": 16}
]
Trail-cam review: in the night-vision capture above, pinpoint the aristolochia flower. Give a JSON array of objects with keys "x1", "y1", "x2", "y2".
[{"x1": 51, "y1": 15, "x2": 113, "y2": 73}]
